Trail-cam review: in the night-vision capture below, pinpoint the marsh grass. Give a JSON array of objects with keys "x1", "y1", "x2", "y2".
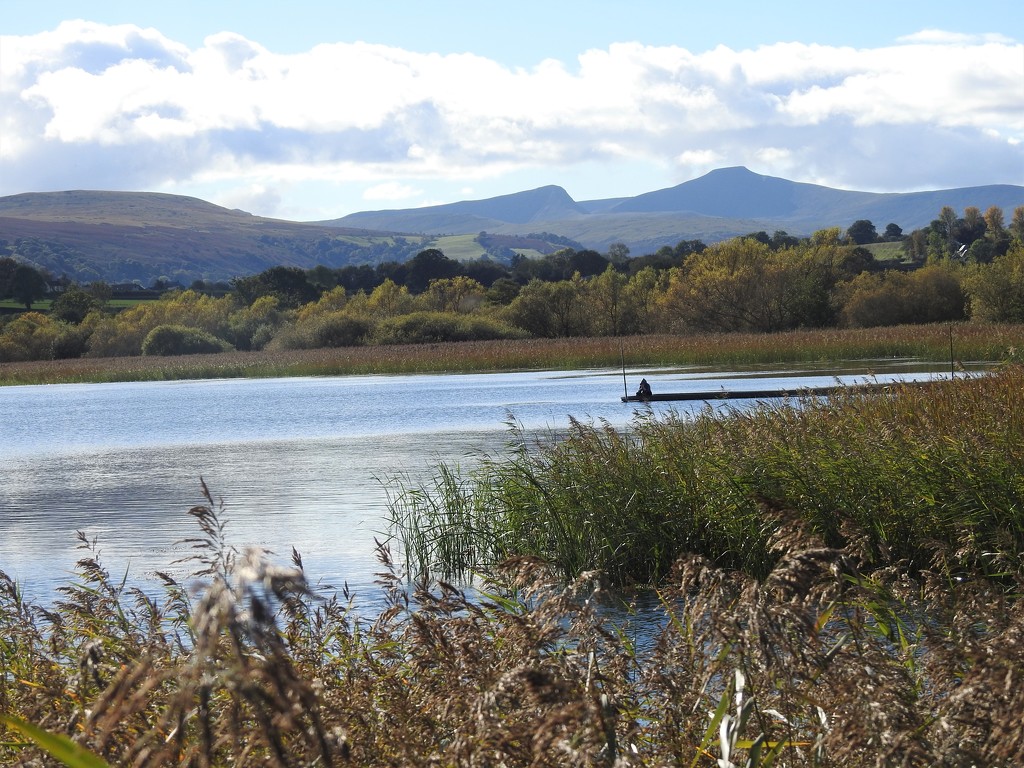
[
  {"x1": 2, "y1": 322, "x2": 1021, "y2": 385},
  {"x1": 392, "y1": 365, "x2": 1024, "y2": 587},
  {"x1": 4, "y1": 482, "x2": 1024, "y2": 765},
  {"x1": 5, "y1": 349, "x2": 1024, "y2": 765}
]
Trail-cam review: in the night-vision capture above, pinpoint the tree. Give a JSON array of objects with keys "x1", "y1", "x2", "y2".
[
  {"x1": 10, "y1": 264, "x2": 49, "y2": 309},
  {"x1": 588, "y1": 265, "x2": 630, "y2": 336},
  {"x1": 1011, "y1": 207, "x2": 1024, "y2": 246},
  {"x1": 0, "y1": 311, "x2": 60, "y2": 361},
  {"x1": 86, "y1": 281, "x2": 113, "y2": 306},
  {"x1": 485, "y1": 278, "x2": 521, "y2": 306},
  {"x1": 50, "y1": 286, "x2": 99, "y2": 324},
  {"x1": 838, "y1": 264, "x2": 965, "y2": 327},
  {"x1": 607, "y1": 242, "x2": 630, "y2": 263},
  {"x1": 624, "y1": 266, "x2": 666, "y2": 334},
  {"x1": 981, "y1": 206, "x2": 1011, "y2": 260},
  {"x1": 963, "y1": 246, "x2": 1024, "y2": 323},
  {"x1": 505, "y1": 279, "x2": 557, "y2": 337},
  {"x1": 846, "y1": 220, "x2": 878, "y2": 245},
  {"x1": 938, "y1": 206, "x2": 960, "y2": 255},
  {"x1": 883, "y1": 223, "x2": 904, "y2": 241},
  {"x1": 404, "y1": 249, "x2": 459, "y2": 293},
  {"x1": 660, "y1": 238, "x2": 786, "y2": 333},
  {"x1": 0, "y1": 257, "x2": 18, "y2": 298},
  {"x1": 504, "y1": 276, "x2": 587, "y2": 337},
  {"x1": 423, "y1": 276, "x2": 484, "y2": 313},
  {"x1": 233, "y1": 266, "x2": 319, "y2": 309},
  {"x1": 770, "y1": 231, "x2": 800, "y2": 250},
  {"x1": 141, "y1": 325, "x2": 230, "y2": 356},
  {"x1": 567, "y1": 249, "x2": 609, "y2": 278},
  {"x1": 365, "y1": 279, "x2": 413, "y2": 318},
  {"x1": 984, "y1": 206, "x2": 1006, "y2": 239},
  {"x1": 955, "y1": 206, "x2": 986, "y2": 247}
]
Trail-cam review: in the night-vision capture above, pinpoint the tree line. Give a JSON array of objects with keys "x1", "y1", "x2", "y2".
[{"x1": 2, "y1": 204, "x2": 1024, "y2": 362}]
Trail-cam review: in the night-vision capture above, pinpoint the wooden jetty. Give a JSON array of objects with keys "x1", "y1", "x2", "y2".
[{"x1": 621, "y1": 380, "x2": 921, "y2": 403}]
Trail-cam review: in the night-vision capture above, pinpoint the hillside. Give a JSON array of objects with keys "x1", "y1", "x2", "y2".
[
  {"x1": 3, "y1": 169, "x2": 1022, "y2": 284},
  {"x1": 325, "y1": 167, "x2": 1024, "y2": 252},
  {"x1": 0, "y1": 190, "x2": 581, "y2": 285}
]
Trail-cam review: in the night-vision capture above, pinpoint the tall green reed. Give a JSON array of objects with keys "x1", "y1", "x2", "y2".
[{"x1": 391, "y1": 365, "x2": 1024, "y2": 588}]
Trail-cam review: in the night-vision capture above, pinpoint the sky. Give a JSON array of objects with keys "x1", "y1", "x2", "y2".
[{"x1": 1, "y1": 1, "x2": 1022, "y2": 222}]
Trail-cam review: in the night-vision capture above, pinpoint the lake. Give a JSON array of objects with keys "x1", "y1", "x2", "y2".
[{"x1": 0, "y1": 362, "x2": 954, "y2": 609}]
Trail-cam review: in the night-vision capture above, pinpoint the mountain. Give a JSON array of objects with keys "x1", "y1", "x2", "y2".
[
  {"x1": 330, "y1": 184, "x2": 587, "y2": 231},
  {"x1": 322, "y1": 166, "x2": 1024, "y2": 254},
  {"x1": 325, "y1": 167, "x2": 1024, "y2": 243},
  {"x1": 0, "y1": 190, "x2": 432, "y2": 285},
  {"x1": 607, "y1": 166, "x2": 1024, "y2": 230},
  {"x1": 3, "y1": 169, "x2": 1023, "y2": 285}
]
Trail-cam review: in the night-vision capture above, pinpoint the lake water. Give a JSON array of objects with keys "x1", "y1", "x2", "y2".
[{"x1": 0, "y1": 362, "x2": 955, "y2": 609}]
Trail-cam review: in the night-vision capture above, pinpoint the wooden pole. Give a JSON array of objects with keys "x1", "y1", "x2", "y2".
[
  {"x1": 620, "y1": 344, "x2": 628, "y2": 400},
  {"x1": 949, "y1": 323, "x2": 955, "y2": 380}
]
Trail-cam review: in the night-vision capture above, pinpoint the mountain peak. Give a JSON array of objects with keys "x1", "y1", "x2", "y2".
[
  {"x1": 610, "y1": 166, "x2": 809, "y2": 218},
  {"x1": 443, "y1": 184, "x2": 581, "y2": 224}
]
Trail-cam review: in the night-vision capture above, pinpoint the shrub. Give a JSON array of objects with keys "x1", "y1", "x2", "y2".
[
  {"x1": 372, "y1": 311, "x2": 528, "y2": 345},
  {"x1": 311, "y1": 313, "x2": 371, "y2": 347},
  {"x1": 0, "y1": 311, "x2": 60, "y2": 362},
  {"x1": 50, "y1": 325, "x2": 92, "y2": 359},
  {"x1": 141, "y1": 324, "x2": 231, "y2": 356}
]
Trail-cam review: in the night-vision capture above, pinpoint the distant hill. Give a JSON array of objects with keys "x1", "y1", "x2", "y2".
[
  {"x1": 324, "y1": 167, "x2": 1024, "y2": 254},
  {"x1": 327, "y1": 185, "x2": 587, "y2": 231},
  {"x1": 0, "y1": 190, "x2": 421, "y2": 285},
  {"x1": 0, "y1": 190, "x2": 580, "y2": 285},
  {"x1": 3, "y1": 169, "x2": 1022, "y2": 284}
]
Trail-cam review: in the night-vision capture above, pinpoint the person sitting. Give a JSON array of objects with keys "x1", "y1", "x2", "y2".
[{"x1": 636, "y1": 378, "x2": 653, "y2": 399}]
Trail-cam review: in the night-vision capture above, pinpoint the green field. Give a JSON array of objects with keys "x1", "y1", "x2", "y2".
[{"x1": 862, "y1": 240, "x2": 907, "y2": 261}]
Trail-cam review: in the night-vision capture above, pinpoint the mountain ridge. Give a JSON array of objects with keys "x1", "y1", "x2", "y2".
[
  {"x1": 3, "y1": 167, "x2": 1023, "y2": 284},
  {"x1": 322, "y1": 166, "x2": 1024, "y2": 235}
]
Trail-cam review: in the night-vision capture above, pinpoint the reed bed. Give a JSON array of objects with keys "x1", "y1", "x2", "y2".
[
  {"x1": 4, "y1": 331, "x2": 1024, "y2": 765},
  {"x1": 2, "y1": 322, "x2": 1022, "y2": 385},
  {"x1": 392, "y1": 364, "x2": 1024, "y2": 588},
  {"x1": 4, "y1": 480, "x2": 1024, "y2": 765}
]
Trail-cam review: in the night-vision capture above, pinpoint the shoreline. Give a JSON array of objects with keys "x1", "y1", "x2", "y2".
[{"x1": 1, "y1": 324, "x2": 1019, "y2": 386}]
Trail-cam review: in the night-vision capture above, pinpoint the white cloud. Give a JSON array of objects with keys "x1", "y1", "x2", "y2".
[
  {"x1": 363, "y1": 182, "x2": 423, "y2": 201},
  {"x1": 1, "y1": 19, "x2": 1021, "y2": 213},
  {"x1": 897, "y1": 29, "x2": 1017, "y2": 45}
]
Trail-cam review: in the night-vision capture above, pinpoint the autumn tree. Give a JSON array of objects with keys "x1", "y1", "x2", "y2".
[
  {"x1": 365, "y1": 279, "x2": 414, "y2": 318},
  {"x1": 587, "y1": 265, "x2": 631, "y2": 336},
  {"x1": 659, "y1": 237, "x2": 838, "y2": 333},
  {"x1": 504, "y1": 277, "x2": 587, "y2": 337},
  {"x1": 0, "y1": 312, "x2": 60, "y2": 361},
  {"x1": 1011, "y1": 207, "x2": 1024, "y2": 246},
  {"x1": 838, "y1": 264, "x2": 965, "y2": 327},
  {"x1": 422, "y1": 276, "x2": 485, "y2": 313},
  {"x1": 623, "y1": 266, "x2": 667, "y2": 334},
  {"x1": 963, "y1": 246, "x2": 1024, "y2": 323}
]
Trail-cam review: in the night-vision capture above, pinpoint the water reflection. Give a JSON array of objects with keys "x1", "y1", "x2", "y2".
[{"x1": 0, "y1": 364, "x2": 960, "y2": 607}]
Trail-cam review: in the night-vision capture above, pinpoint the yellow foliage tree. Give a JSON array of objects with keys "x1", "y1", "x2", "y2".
[{"x1": 0, "y1": 312, "x2": 60, "y2": 361}]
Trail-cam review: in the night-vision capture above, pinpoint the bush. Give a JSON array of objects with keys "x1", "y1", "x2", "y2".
[
  {"x1": 372, "y1": 311, "x2": 528, "y2": 345},
  {"x1": 141, "y1": 325, "x2": 231, "y2": 356},
  {"x1": 311, "y1": 313, "x2": 370, "y2": 347},
  {"x1": 51, "y1": 325, "x2": 92, "y2": 359}
]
